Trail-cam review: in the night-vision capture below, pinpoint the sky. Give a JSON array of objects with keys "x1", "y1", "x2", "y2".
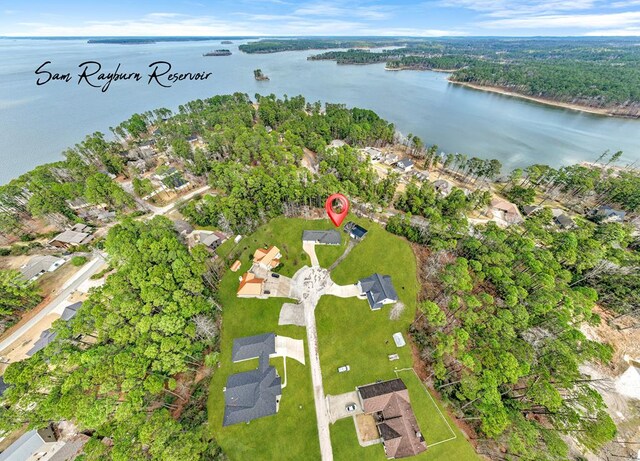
[{"x1": 1, "y1": 0, "x2": 640, "y2": 37}]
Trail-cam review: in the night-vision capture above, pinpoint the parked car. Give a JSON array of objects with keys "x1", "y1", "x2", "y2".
[
  {"x1": 271, "y1": 273, "x2": 280, "y2": 278},
  {"x1": 337, "y1": 365, "x2": 350, "y2": 373},
  {"x1": 263, "y1": 290, "x2": 271, "y2": 295},
  {"x1": 345, "y1": 403, "x2": 357, "y2": 412}
]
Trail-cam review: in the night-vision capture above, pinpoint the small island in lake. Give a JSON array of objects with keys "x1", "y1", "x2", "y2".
[
  {"x1": 253, "y1": 69, "x2": 269, "y2": 81},
  {"x1": 221, "y1": 40, "x2": 233, "y2": 44},
  {"x1": 203, "y1": 49, "x2": 232, "y2": 56}
]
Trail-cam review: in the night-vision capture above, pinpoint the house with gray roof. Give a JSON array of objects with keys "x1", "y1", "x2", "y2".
[
  {"x1": 396, "y1": 159, "x2": 414, "y2": 172},
  {"x1": 232, "y1": 333, "x2": 276, "y2": 362},
  {"x1": 26, "y1": 302, "x2": 81, "y2": 357},
  {"x1": 591, "y1": 206, "x2": 626, "y2": 223},
  {"x1": 48, "y1": 230, "x2": 93, "y2": 249},
  {"x1": 19, "y1": 255, "x2": 65, "y2": 282},
  {"x1": 0, "y1": 425, "x2": 58, "y2": 461},
  {"x1": 302, "y1": 230, "x2": 341, "y2": 245},
  {"x1": 223, "y1": 358, "x2": 282, "y2": 426},
  {"x1": 224, "y1": 332, "x2": 282, "y2": 426},
  {"x1": 554, "y1": 214, "x2": 575, "y2": 229},
  {"x1": 358, "y1": 274, "x2": 399, "y2": 310}
]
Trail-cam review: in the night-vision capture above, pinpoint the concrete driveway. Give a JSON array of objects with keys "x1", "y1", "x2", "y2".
[
  {"x1": 275, "y1": 335, "x2": 305, "y2": 365},
  {"x1": 263, "y1": 274, "x2": 292, "y2": 298},
  {"x1": 327, "y1": 391, "x2": 363, "y2": 423},
  {"x1": 325, "y1": 283, "x2": 361, "y2": 298},
  {"x1": 303, "y1": 241, "x2": 320, "y2": 267}
]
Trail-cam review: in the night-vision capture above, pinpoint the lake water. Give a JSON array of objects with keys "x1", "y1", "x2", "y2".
[{"x1": 1, "y1": 38, "x2": 639, "y2": 185}]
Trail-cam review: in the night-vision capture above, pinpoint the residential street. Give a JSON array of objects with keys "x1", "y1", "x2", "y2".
[{"x1": 0, "y1": 253, "x2": 106, "y2": 356}]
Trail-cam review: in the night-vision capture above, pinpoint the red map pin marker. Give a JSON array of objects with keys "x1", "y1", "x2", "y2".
[{"x1": 325, "y1": 193, "x2": 350, "y2": 227}]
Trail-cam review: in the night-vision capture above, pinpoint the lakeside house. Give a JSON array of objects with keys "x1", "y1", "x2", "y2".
[
  {"x1": 19, "y1": 255, "x2": 65, "y2": 282},
  {"x1": 490, "y1": 198, "x2": 523, "y2": 224},
  {"x1": 253, "y1": 246, "x2": 281, "y2": 269},
  {"x1": 358, "y1": 273, "x2": 398, "y2": 310},
  {"x1": 223, "y1": 333, "x2": 282, "y2": 426},
  {"x1": 302, "y1": 230, "x2": 341, "y2": 245},
  {"x1": 362, "y1": 147, "x2": 383, "y2": 163},
  {"x1": 357, "y1": 379, "x2": 427, "y2": 459},
  {"x1": 432, "y1": 179, "x2": 452, "y2": 196},
  {"x1": 396, "y1": 159, "x2": 414, "y2": 173}
]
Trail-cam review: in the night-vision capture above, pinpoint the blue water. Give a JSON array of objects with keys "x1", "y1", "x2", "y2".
[{"x1": 1, "y1": 38, "x2": 639, "y2": 184}]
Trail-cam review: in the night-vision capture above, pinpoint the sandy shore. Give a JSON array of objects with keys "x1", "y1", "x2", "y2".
[{"x1": 448, "y1": 80, "x2": 620, "y2": 117}]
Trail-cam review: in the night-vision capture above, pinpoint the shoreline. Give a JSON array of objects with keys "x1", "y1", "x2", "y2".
[{"x1": 448, "y1": 80, "x2": 637, "y2": 119}]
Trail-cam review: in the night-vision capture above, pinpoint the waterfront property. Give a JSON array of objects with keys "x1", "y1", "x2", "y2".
[
  {"x1": 490, "y1": 198, "x2": 524, "y2": 225},
  {"x1": 396, "y1": 159, "x2": 414, "y2": 173},
  {"x1": 357, "y1": 378, "x2": 427, "y2": 459}
]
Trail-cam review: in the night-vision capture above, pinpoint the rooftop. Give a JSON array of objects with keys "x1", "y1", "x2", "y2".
[
  {"x1": 232, "y1": 333, "x2": 276, "y2": 362},
  {"x1": 0, "y1": 426, "x2": 56, "y2": 461},
  {"x1": 19, "y1": 255, "x2": 64, "y2": 281},
  {"x1": 359, "y1": 273, "x2": 398, "y2": 310},
  {"x1": 49, "y1": 230, "x2": 92, "y2": 245},
  {"x1": 302, "y1": 230, "x2": 341, "y2": 245}
]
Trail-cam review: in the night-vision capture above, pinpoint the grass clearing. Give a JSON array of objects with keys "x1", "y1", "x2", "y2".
[
  {"x1": 209, "y1": 216, "x2": 351, "y2": 461},
  {"x1": 318, "y1": 216, "x2": 419, "y2": 395},
  {"x1": 216, "y1": 216, "x2": 346, "y2": 277},
  {"x1": 209, "y1": 215, "x2": 479, "y2": 461}
]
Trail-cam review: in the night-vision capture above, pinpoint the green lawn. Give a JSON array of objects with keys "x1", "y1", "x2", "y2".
[
  {"x1": 317, "y1": 216, "x2": 419, "y2": 395},
  {"x1": 216, "y1": 216, "x2": 347, "y2": 277},
  {"x1": 209, "y1": 216, "x2": 479, "y2": 461},
  {"x1": 208, "y1": 218, "x2": 323, "y2": 461},
  {"x1": 331, "y1": 370, "x2": 481, "y2": 461}
]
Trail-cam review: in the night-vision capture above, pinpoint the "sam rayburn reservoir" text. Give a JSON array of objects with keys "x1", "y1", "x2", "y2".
[{"x1": 35, "y1": 61, "x2": 213, "y2": 92}]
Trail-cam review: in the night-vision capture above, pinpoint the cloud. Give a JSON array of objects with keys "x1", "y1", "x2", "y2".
[
  {"x1": 437, "y1": 0, "x2": 598, "y2": 17},
  {"x1": 480, "y1": 11, "x2": 640, "y2": 28},
  {"x1": 6, "y1": 11, "x2": 466, "y2": 37},
  {"x1": 610, "y1": 0, "x2": 640, "y2": 7}
]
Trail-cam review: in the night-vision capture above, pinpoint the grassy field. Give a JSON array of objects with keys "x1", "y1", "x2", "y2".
[
  {"x1": 216, "y1": 216, "x2": 348, "y2": 277},
  {"x1": 209, "y1": 215, "x2": 479, "y2": 461},
  {"x1": 317, "y1": 216, "x2": 419, "y2": 395},
  {"x1": 330, "y1": 370, "x2": 481, "y2": 461},
  {"x1": 209, "y1": 216, "x2": 350, "y2": 461}
]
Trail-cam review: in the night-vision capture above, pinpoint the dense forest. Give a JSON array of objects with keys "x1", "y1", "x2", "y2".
[
  {"x1": 254, "y1": 37, "x2": 640, "y2": 116},
  {"x1": 1, "y1": 93, "x2": 638, "y2": 459}
]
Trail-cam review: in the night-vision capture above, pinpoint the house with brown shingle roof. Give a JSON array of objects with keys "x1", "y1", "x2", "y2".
[
  {"x1": 253, "y1": 246, "x2": 281, "y2": 269},
  {"x1": 237, "y1": 272, "x2": 265, "y2": 297},
  {"x1": 357, "y1": 378, "x2": 427, "y2": 459}
]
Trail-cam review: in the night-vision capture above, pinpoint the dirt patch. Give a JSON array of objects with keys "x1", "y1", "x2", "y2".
[
  {"x1": 0, "y1": 313, "x2": 61, "y2": 372},
  {"x1": 355, "y1": 413, "x2": 379, "y2": 443}
]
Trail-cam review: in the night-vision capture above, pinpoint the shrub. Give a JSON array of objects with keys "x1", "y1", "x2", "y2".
[
  {"x1": 0, "y1": 248, "x2": 10, "y2": 256},
  {"x1": 71, "y1": 256, "x2": 88, "y2": 266},
  {"x1": 20, "y1": 234, "x2": 35, "y2": 242}
]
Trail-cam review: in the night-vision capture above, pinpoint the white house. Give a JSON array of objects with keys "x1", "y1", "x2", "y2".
[{"x1": 19, "y1": 255, "x2": 65, "y2": 282}]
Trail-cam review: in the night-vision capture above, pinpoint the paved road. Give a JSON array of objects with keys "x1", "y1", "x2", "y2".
[
  {"x1": 0, "y1": 253, "x2": 106, "y2": 355},
  {"x1": 293, "y1": 266, "x2": 334, "y2": 461}
]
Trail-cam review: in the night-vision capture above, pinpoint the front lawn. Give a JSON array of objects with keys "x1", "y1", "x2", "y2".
[{"x1": 216, "y1": 216, "x2": 347, "y2": 277}]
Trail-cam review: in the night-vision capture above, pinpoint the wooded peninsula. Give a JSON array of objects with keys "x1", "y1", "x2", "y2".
[{"x1": 242, "y1": 38, "x2": 640, "y2": 117}]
